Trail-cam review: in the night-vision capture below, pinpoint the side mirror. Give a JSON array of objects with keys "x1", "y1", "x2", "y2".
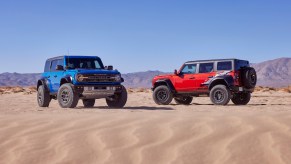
[
  {"x1": 174, "y1": 69, "x2": 178, "y2": 75},
  {"x1": 107, "y1": 65, "x2": 113, "y2": 70},
  {"x1": 56, "y1": 65, "x2": 64, "y2": 71}
]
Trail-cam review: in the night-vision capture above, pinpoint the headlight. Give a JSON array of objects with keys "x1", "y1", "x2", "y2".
[
  {"x1": 114, "y1": 74, "x2": 121, "y2": 82},
  {"x1": 76, "y1": 74, "x2": 86, "y2": 82}
]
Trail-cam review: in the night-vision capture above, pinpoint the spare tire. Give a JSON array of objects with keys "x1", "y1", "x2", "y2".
[{"x1": 242, "y1": 67, "x2": 257, "y2": 89}]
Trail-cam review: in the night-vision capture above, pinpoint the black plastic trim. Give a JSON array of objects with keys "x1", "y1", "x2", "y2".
[
  {"x1": 37, "y1": 78, "x2": 50, "y2": 93},
  {"x1": 203, "y1": 75, "x2": 235, "y2": 90},
  {"x1": 153, "y1": 79, "x2": 176, "y2": 93},
  {"x1": 60, "y1": 76, "x2": 73, "y2": 85}
]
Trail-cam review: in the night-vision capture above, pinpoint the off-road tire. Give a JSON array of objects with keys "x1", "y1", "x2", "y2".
[
  {"x1": 242, "y1": 67, "x2": 257, "y2": 89},
  {"x1": 37, "y1": 85, "x2": 51, "y2": 107},
  {"x1": 231, "y1": 92, "x2": 251, "y2": 105},
  {"x1": 210, "y1": 85, "x2": 231, "y2": 105},
  {"x1": 174, "y1": 96, "x2": 193, "y2": 105},
  {"x1": 57, "y1": 83, "x2": 79, "y2": 108},
  {"x1": 106, "y1": 86, "x2": 127, "y2": 108},
  {"x1": 82, "y1": 99, "x2": 95, "y2": 108},
  {"x1": 153, "y1": 85, "x2": 173, "y2": 105}
]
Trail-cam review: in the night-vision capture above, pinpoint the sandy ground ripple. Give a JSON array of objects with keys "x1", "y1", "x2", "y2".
[{"x1": 0, "y1": 91, "x2": 291, "y2": 164}]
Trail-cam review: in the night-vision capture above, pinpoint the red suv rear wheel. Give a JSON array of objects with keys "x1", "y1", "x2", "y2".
[{"x1": 210, "y1": 85, "x2": 231, "y2": 105}]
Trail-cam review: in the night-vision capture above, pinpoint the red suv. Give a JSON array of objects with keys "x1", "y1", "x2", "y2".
[{"x1": 152, "y1": 59, "x2": 257, "y2": 105}]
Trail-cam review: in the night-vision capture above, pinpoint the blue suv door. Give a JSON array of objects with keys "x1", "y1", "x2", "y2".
[{"x1": 50, "y1": 59, "x2": 64, "y2": 93}]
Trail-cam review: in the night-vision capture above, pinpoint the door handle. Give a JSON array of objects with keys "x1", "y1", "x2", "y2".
[
  {"x1": 54, "y1": 75, "x2": 57, "y2": 78},
  {"x1": 189, "y1": 77, "x2": 195, "y2": 79},
  {"x1": 208, "y1": 76, "x2": 213, "y2": 78},
  {"x1": 48, "y1": 76, "x2": 50, "y2": 78}
]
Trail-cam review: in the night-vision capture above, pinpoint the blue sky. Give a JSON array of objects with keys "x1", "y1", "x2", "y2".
[{"x1": 0, "y1": 0, "x2": 291, "y2": 73}]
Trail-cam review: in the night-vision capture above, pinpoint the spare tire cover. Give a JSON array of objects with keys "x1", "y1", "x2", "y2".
[{"x1": 242, "y1": 67, "x2": 257, "y2": 89}]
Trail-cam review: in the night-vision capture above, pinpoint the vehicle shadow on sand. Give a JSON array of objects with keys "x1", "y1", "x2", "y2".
[
  {"x1": 169, "y1": 103, "x2": 214, "y2": 106},
  {"x1": 169, "y1": 103, "x2": 289, "y2": 106},
  {"x1": 76, "y1": 106, "x2": 174, "y2": 110}
]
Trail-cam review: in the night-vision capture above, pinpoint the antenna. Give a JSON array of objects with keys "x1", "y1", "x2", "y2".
[{"x1": 67, "y1": 49, "x2": 70, "y2": 56}]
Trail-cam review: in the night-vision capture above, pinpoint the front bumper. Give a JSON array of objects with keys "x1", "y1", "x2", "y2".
[{"x1": 73, "y1": 85, "x2": 123, "y2": 99}]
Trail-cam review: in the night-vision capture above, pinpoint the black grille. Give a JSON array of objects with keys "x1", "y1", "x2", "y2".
[{"x1": 81, "y1": 74, "x2": 116, "y2": 82}]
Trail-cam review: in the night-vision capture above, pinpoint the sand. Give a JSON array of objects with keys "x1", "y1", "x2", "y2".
[{"x1": 0, "y1": 90, "x2": 291, "y2": 164}]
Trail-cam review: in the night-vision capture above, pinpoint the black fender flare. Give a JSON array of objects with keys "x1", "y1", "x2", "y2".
[
  {"x1": 60, "y1": 76, "x2": 73, "y2": 85},
  {"x1": 37, "y1": 78, "x2": 50, "y2": 92},
  {"x1": 203, "y1": 75, "x2": 234, "y2": 90},
  {"x1": 153, "y1": 79, "x2": 176, "y2": 93}
]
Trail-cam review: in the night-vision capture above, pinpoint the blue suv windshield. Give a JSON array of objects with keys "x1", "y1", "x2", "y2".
[{"x1": 65, "y1": 58, "x2": 104, "y2": 70}]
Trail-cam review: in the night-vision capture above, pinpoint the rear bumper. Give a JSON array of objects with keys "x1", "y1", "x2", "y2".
[
  {"x1": 230, "y1": 86, "x2": 254, "y2": 93},
  {"x1": 73, "y1": 85, "x2": 123, "y2": 99}
]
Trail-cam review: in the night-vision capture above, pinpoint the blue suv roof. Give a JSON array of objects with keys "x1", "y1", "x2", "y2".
[{"x1": 47, "y1": 55, "x2": 101, "y2": 61}]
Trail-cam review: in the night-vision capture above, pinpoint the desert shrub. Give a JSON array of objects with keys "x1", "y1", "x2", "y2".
[
  {"x1": 11, "y1": 86, "x2": 25, "y2": 93},
  {"x1": 279, "y1": 88, "x2": 289, "y2": 93},
  {"x1": 127, "y1": 88, "x2": 134, "y2": 93},
  {"x1": 284, "y1": 86, "x2": 291, "y2": 93},
  {"x1": 254, "y1": 86, "x2": 278, "y2": 92},
  {"x1": 2, "y1": 86, "x2": 12, "y2": 91},
  {"x1": 254, "y1": 86, "x2": 264, "y2": 92},
  {"x1": 28, "y1": 86, "x2": 37, "y2": 92},
  {"x1": 275, "y1": 86, "x2": 291, "y2": 93},
  {"x1": 136, "y1": 88, "x2": 147, "y2": 92},
  {"x1": 268, "y1": 87, "x2": 276, "y2": 91}
]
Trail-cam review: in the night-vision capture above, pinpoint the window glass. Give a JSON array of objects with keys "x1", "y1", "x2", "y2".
[
  {"x1": 94, "y1": 61, "x2": 101, "y2": 68},
  {"x1": 50, "y1": 59, "x2": 63, "y2": 71},
  {"x1": 217, "y1": 61, "x2": 232, "y2": 71},
  {"x1": 50, "y1": 60, "x2": 58, "y2": 72},
  {"x1": 57, "y1": 59, "x2": 64, "y2": 67},
  {"x1": 235, "y1": 60, "x2": 249, "y2": 70},
  {"x1": 44, "y1": 60, "x2": 51, "y2": 72},
  {"x1": 66, "y1": 58, "x2": 104, "y2": 69},
  {"x1": 180, "y1": 64, "x2": 197, "y2": 74},
  {"x1": 199, "y1": 63, "x2": 214, "y2": 73}
]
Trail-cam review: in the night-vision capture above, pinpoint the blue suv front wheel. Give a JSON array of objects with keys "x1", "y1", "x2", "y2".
[{"x1": 57, "y1": 83, "x2": 79, "y2": 108}]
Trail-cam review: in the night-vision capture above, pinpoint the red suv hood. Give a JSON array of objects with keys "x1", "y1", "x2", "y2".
[
  {"x1": 152, "y1": 73, "x2": 176, "y2": 87},
  {"x1": 153, "y1": 74, "x2": 175, "y2": 79}
]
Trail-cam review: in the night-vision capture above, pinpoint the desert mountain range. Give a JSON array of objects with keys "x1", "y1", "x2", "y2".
[
  {"x1": 0, "y1": 57, "x2": 290, "y2": 88},
  {"x1": 251, "y1": 58, "x2": 291, "y2": 87}
]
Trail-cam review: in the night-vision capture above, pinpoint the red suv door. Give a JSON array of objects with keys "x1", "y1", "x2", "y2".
[
  {"x1": 195, "y1": 62, "x2": 216, "y2": 91},
  {"x1": 173, "y1": 63, "x2": 199, "y2": 92}
]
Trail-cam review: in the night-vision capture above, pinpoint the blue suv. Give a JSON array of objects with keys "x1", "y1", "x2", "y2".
[{"x1": 37, "y1": 56, "x2": 127, "y2": 108}]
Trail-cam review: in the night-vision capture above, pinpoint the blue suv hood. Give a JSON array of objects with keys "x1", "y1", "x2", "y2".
[{"x1": 67, "y1": 69, "x2": 120, "y2": 75}]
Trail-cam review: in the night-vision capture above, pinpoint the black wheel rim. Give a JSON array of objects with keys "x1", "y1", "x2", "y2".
[
  {"x1": 214, "y1": 90, "x2": 225, "y2": 103},
  {"x1": 182, "y1": 97, "x2": 188, "y2": 101},
  {"x1": 38, "y1": 89, "x2": 43, "y2": 104},
  {"x1": 250, "y1": 73, "x2": 256, "y2": 83},
  {"x1": 177, "y1": 97, "x2": 188, "y2": 102},
  {"x1": 156, "y1": 89, "x2": 169, "y2": 102},
  {"x1": 61, "y1": 88, "x2": 70, "y2": 104},
  {"x1": 239, "y1": 93, "x2": 246, "y2": 101},
  {"x1": 248, "y1": 69, "x2": 256, "y2": 85}
]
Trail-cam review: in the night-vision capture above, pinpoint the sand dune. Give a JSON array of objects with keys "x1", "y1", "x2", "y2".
[{"x1": 0, "y1": 90, "x2": 291, "y2": 164}]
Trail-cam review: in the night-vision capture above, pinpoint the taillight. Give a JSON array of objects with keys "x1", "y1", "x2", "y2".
[
  {"x1": 234, "y1": 71, "x2": 240, "y2": 86},
  {"x1": 234, "y1": 72, "x2": 239, "y2": 80}
]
